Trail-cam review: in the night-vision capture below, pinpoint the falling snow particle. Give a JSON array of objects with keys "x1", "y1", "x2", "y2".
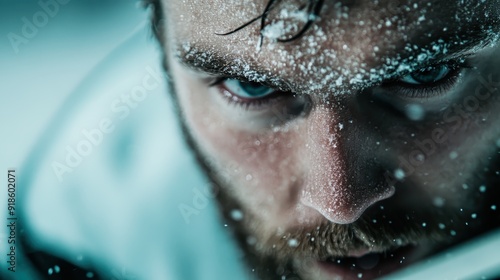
[
  {"x1": 439, "y1": 223, "x2": 446, "y2": 229},
  {"x1": 86, "y1": 272, "x2": 94, "y2": 278},
  {"x1": 496, "y1": 139, "x2": 500, "y2": 148},
  {"x1": 415, "y1": 153, "x2": 425, "y2": 162},
  {"x1": 492, "y1": 205, "x2": 497, "y2": 211},
  {"x1": 471, "y1": 213, "x2": 477, "y2": 219},
  {"x1": 245, "y1": 174, "x2": 253, "y2": 181},
  {"x1": 288, "y1": 239, "x2": 299, "y2": 247},
  {"x1": 450, "y1": 230, "x2": 457, "y2": 236},
  {"x1": 230, "y1": 209, "x2": 244, "y2": 221},
  {"x1": 358, "y1": 273, "x2": 363, "y2": 278},
  {"x1": 247, "y1": 236, "x2": 257, "y2": 245},
  {"x1": 462, "y1": 184, "x2": 469, "y2": 190},
  {"x1": 338, "y1": 123, "x2": 344, "y2": 130},
  {"x1": 479, "y1": 185, "x2": 487, "y2": 193},
  {"x1": 54, "y1": 265, "x2": 60, "y2": 273},
  {"x1": 449, "y1": 151, "x2": 458, "y2": 160},
  {"x1": 422, "y1": 222, "x2": 427, "y2": 227},
  {"x1": 433, "y1": 197, "x2": 445, "y2": 207},
  {"x1": 405, "y1": 104, "x2": 425, "y2": 121},
  {"x1": 48, "y1": 268, "x2": 53, "y2": 275},
  {"x1": 394, "y1": 168, "x2": 405, "y2": 180}
]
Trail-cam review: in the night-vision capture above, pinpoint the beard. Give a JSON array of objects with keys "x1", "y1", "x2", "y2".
[
  {"x1": 163, "y1": 70, "x2": 500, "y2": 279},
  {"x1": 177, "y1": 119, "x2": 500, "y2": 280}
]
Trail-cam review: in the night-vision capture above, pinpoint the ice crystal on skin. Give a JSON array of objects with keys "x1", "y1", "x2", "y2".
[
  {"x1": 261, "y1": 8, "x2": 309, "y2": 41},
  {"x1": 170, "y1": 0, "x2": 500, "y2": 104},
  {"x1": 287, "y1": 238, "x2": 299, "y2": 247}
]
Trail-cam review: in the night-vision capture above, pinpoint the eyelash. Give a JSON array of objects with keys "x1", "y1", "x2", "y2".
[
  {"x1": 380, "y1": 60, "x2": 473, "y2": 99},
  {"x1": 210, "y1": 77, "x2": 290, "y2": 110},
  {"x1": 209, "y1": 59, "x2": 474, "y2": 109}
]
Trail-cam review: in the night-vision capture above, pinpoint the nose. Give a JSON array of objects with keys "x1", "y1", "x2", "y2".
[{"x1": 300, "y1": 104, "x2": 394, "y2": 224}]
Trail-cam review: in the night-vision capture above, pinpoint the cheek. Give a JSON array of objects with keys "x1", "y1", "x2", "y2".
[
  {"x1": 383, "y1": 107, "x2": 500, "y2": 208},
  {"x1": 172, "y1": 65, "x2": 304, "y2": 211}
]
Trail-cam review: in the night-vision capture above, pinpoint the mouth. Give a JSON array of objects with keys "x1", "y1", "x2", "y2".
[{"x1": 315, "y1": 245, "x2": 418, "y2": 279}]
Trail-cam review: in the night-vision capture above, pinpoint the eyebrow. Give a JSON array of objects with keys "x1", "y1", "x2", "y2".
[
  {"x1": 176, "y1": 47, "x2": 296, "y2": 92},
  {"x1": 175, "y1": 27, "x2": 498, "y2": 91}
]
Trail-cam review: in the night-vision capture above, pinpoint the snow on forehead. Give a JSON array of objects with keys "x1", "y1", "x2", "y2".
[{"x1": 171, "y1": 0, "x2": 499, "y2": 96}]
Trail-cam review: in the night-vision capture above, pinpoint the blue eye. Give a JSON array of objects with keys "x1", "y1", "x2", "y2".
[
  {"x1": 222, "y1": 79, "x2": 275, "y2": 99},
  {"x1": 399, "y1": 65, "x2": 452, "y2": 85}
]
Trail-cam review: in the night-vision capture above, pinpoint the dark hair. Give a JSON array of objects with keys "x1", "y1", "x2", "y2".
[
  {"x1": 217, "y1": 0, "x2": 325, "y2": 45},
  {"x1": 145, "y1": 0, "x2": 325, "y2": 45}
]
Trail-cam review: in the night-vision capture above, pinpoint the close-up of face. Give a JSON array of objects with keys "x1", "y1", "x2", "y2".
[{"x1": 151, "y1": 0, "x2": 500, "y2": 279}]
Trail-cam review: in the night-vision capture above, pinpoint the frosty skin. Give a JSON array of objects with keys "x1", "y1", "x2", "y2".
[{"x1": 153, "y1": 0, "x2": 500, "y2": 279}]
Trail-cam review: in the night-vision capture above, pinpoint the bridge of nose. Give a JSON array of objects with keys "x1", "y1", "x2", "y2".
[{"x1": 298, "y1": 104, "x2": 395, "y2": 224}]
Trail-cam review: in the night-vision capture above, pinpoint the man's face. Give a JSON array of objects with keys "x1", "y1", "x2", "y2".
[{"x1": 158, "y1": 0, "x2": 500, "y2": 279}]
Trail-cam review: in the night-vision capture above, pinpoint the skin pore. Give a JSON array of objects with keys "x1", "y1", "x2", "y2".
[{"x1": 150, "y1": 0, "x2": 500, "y2": 279}]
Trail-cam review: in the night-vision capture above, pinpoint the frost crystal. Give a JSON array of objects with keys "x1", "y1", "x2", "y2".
[{"x1": 262, "y1": 21, "x2": 287, "y2": 40}]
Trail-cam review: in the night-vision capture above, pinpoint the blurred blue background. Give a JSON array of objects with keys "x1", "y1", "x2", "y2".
[
  {"x1": 1, "y1": 1, "x2": 249, "y2": 279},
  {"x1": 0, "y1": 0, "x2": 147, "y2": 171}
]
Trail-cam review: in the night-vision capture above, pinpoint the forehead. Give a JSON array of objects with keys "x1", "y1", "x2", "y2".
[{"x1": 162, "y1": 0, "x2": 499, "y2": 92}]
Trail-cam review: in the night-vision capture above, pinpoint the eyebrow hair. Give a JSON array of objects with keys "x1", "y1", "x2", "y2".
[
  {"x1": 175, "y1": 27, "x2": 499, "y2": 92},
  {"x1": 176, "y1": 48, "x2": 296, "y2": 92}
]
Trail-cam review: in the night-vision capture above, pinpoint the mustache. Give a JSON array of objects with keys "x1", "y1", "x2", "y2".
[{"x1": 253, "y1": 213, "x2": 450, "y2": 263}]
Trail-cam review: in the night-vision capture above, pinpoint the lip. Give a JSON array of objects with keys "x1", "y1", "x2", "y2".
[{"x1": 315, "y1": 245, "x2": 418, "y2": 279}]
